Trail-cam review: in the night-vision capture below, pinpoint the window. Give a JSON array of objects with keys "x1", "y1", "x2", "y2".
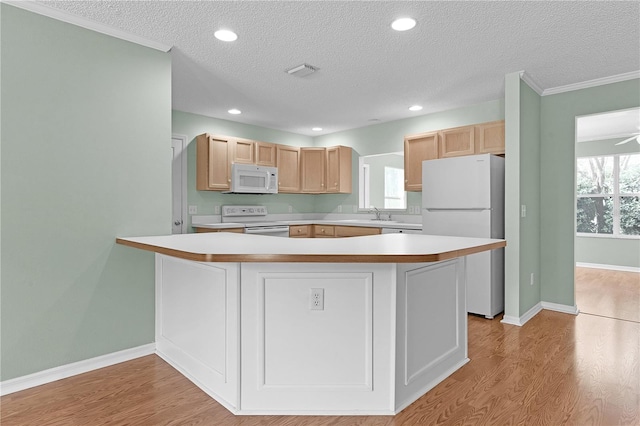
[
  {"x1": 384, "y1": 166, "x2": 406, "y2": 209},
  {"x1": 576, "y1": 154, "x2": 640, "y2": 237}
]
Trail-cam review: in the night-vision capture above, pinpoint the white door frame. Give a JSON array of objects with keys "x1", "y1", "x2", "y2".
[{"x1": 172, "y1": 133, "x2": 188, "y2": 234}]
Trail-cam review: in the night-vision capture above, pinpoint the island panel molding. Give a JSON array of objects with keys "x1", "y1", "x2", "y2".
[
  {"x1": 155, "y1": 256, "x2": 240, "y2": 411},
  {"x1": 240, "y1": 262, "x2": 394, "y2": 413}
]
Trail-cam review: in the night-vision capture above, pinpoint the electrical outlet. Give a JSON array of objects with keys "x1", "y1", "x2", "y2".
[
  {"x1": 337, "y1": 205, "x2": 342, "y2": 213},
  {"x1": 188, "y1": 205, "x2": 198, "y2": 215},
  {"x1": 309, "y1": 288, "x2": 324, "y2": 310},
  {"x1": 530, "y1": 273, "x2": 535, "y2": 286},
  {"x1": 288, "y1": 205, "x2": 293, "y2": 213},
  {"x1": 521, "y1": 205, "x2": 527, "y2": 218},
  {"x1": 214, "y1": 205, "x2": 220, "y2": 214},
  {"x1": 409, "y1": 206, "x2": 415, "y2": 214}
]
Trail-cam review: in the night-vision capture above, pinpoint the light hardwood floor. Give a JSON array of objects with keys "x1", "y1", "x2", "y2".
[
  {"x1": 575, "y1": 266, "x2": 640, "y2": 323},
  {"x1": 3, "y1": 307, "x2": 638, "y2": 426}
]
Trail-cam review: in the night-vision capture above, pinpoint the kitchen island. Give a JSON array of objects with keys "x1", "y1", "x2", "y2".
[{"x1": 116, "y1": 233, "x2": 505, "y2": 415}]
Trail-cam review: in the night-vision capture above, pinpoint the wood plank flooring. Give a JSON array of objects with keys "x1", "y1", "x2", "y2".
[
  {"x1": 3, "y1": 308, "x2": 638, "y2": 426},
  {"x1": 575, "y1": 267, "x2": 639, "y2": 323}
]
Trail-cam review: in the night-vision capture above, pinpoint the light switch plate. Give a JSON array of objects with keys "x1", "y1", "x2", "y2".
[{"x1": 188, "y1": 205, "x2": 198, "y2": 214}]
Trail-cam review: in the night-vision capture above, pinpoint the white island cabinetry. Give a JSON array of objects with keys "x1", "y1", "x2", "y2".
[{"x1": 117, "y1": 233, "x2": 504, "y2": 415}]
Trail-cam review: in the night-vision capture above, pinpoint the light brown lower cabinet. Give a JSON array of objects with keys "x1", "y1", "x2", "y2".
[
  {"x1": 290, "y1": 224, "x2": 382, "y2": 238},
  {"x1": 334, "y1": 226, "x2": 381, "y2": 237},
  {"x1": 289, "y1": 225, "x2": 312, "y2": 238},
  {"x1": 312, "y1": 224, "x2": 335, "y2": 237}
]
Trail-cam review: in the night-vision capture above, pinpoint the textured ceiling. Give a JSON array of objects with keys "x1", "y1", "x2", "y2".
[{"x1": 38, "y1": 1, "x2": 640, "y2": 136}]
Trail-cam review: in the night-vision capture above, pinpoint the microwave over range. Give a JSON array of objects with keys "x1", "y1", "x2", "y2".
[{"x1": 225, "y1": 163, "x2": 278, "y2": 194}]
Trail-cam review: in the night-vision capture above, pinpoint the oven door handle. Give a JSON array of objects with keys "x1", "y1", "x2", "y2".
[{"x1": 245, "y1": 227, "x2": 289, "y2": 234}]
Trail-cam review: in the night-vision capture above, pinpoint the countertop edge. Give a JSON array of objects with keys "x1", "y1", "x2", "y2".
[
  {"x1": 192, "y1": 220, "x2": 423, "y2": 230},
  {"x1": 116, "y1": 237, "x2": 505, "y2": 263}
]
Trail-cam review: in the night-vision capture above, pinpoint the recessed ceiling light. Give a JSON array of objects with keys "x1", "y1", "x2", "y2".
[
  {"x1": 228, "y1": 108, "x2": 241, "y2": 114},
  {"x1": 409, "y1": 105, "x2": 423, "y2": 111},
  {"x1": 214, "y1": 29, "x2": 238, "y2": 42},
  {"x1": 391, "y1": 17, "x2": 417, "y2": 32},
  {"x1": 312, "y1": 127, "x2": 323, "y2": 131}
]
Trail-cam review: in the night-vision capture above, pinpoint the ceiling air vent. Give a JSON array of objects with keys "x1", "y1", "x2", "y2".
[{"x1": 285, "y1": 63, "x2": 318, "y2": 77}]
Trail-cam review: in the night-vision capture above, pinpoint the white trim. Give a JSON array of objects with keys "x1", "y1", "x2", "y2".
[
  {"x1": 2, "y1": 1, "x2": 172, "y2": 53},
  {"x1": 576, "y1": 262, "x2": 640, "y2": 273},
  {"x1": 543, "y1": 71, "x2": 640, "y2": 96},
  {"x1": 500, "y1": 300, "x2": 580, "y2": 327},
  {"x1": 0, "y1": 344, "x2": 155, "y2": 396},
  {"x1": 540, "y1": 301, "x2": 579, "y2": 315},
  {"x1": 500, "y1": 302, "x2": 543, "y2": 327},
  {"x1": 519, "y1": 71, "x2": 544, "y2": 95}
]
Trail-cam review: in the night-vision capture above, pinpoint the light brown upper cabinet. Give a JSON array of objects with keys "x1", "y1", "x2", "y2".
[
  {"x1": 276, "y1": 145, "x2": 301, "y2": 193},
  {"x1": 231, "y1": 138, "x2": 255, "y2": 164},
  {"x1": 440, "y1": 125, "x2": 475, "y2": 158},
  {"x1": 255, "y1": 141, "x2": 277, "y2": 167},
  {"x1": 196, "y1": 133, "x2": 231, "y2": 191},
  {"x1": 404, "y1": 131, "x2": 439, "y2": 191},
  {"x1": 403, "y1": 120, "x2": 505, "y2": 191},
  {"x1": 301, "y1": 148, "x2": 327, "y2": 193},
  {"x1": 476, "y1": 121, "x2": 505, "y2": 155},
  {"x1": 326, "y1": 146, "x2": 352, "y2": 193},
  {"x1": 196, "y1": 133, "x2": 353, "y2": 194}
]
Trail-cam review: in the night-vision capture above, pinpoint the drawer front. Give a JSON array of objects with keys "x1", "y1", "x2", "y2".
[
  {"x1": 289, "y1": 225, "x2": 311, "y2": 238},
  {"x1": 334, "y1": 226, "x2": 381, "y2": 238},
  {"x1": 313, "y1": 225, "x2": 335, "y2": 238}
]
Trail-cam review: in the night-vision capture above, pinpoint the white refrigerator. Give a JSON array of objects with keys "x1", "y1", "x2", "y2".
[{"x1": 422, "y1": 154, "x2": 505, "y2": 318}]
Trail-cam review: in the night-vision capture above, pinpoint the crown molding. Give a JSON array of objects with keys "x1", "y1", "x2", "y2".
[
  {"x1": 542, "y1": 70, "x2": 640, "y2": 96},
  {"x1": 518, "y1": 71, "x2": 544, "y2": 95},
  {"x1": 2, "y1": 0, "x2": 172, "y2": 53}
]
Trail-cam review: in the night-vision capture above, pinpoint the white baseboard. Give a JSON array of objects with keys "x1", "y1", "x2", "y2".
[
  {"x1": 576, "y1": 262, "x2": 640, "y2": 273},
  {"x1": 501, "y1": 300, "x2": 579, "y2": 327},
  {"x1": 541, "y1": 301, "x2": 579, "y2": 315},
  {"x1": 501, "y1": 302, "x2": 543, "y2": 326},
  {"x1": 0, "y1": 343, "x2": 156, "y2": 396}
]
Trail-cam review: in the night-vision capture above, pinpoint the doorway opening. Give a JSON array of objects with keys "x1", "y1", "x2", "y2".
[
  {"x1": 574, "y1": 108, "x2": 640, "y2": 323},
  {"x1": 172, "y1": 134, "x2": 188, "y2": 234}
]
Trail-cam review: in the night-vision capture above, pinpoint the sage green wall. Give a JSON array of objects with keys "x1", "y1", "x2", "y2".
[
  {"x1": 575, "y1": 137, "x2": 640, "y2": 268},
  {"x1": 313, "y1": 99, "x2": 505, "y2": 214},
  {"x1": 1, "y1": 5, "x2": 171, "y2": 380},
  {"x1": 518, "y1": 81, "x2": 542, "y2": 314},
  {"x1": 540, "y1": 79, "x2": 640, "y2": 305},
  {"x1": 172, "y1": 110, "x2": 317, "y2": 226}
]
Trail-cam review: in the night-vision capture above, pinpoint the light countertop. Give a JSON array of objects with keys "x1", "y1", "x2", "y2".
[{"x1": 116, "y1": 233, "x2": 505, "y2": 263}]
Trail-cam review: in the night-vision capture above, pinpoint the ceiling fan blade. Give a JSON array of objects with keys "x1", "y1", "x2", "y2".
[{"x1": 615, "y1": 135, "x2": 639, "y2": 145}]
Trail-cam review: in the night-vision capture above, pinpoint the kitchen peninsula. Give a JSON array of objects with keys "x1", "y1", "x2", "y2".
[{"x1": 116, "y1": 233, "x2": 505, "y2": 415}]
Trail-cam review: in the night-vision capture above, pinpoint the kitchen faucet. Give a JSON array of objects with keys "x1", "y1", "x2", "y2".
[{"x1": 370, "y1": 207, "x2": 382, "y2": 220}]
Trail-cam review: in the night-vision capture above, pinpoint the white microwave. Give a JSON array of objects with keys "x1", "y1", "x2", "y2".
[{"x1": 227, "y1": 163, "x2": 278, "y2": 194}]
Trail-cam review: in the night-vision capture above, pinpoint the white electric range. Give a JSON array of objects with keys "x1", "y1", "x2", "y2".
[{"x1": 221, "y1": 205, "x2": 290, "y2": 237}]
